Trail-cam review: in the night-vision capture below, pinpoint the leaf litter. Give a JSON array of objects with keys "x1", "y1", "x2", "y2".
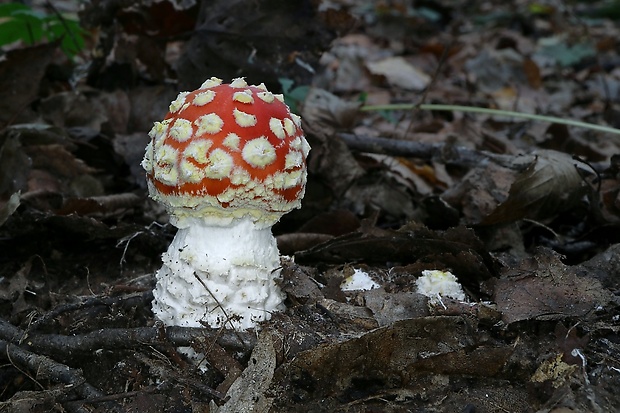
[{"x1": 1, "y1": 0, "x2": 620, "y2": 412}]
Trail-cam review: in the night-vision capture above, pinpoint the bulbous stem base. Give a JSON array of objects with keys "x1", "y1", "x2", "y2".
[{"x1": 152, "y1": 217, "x2": 285, "y2": 330}]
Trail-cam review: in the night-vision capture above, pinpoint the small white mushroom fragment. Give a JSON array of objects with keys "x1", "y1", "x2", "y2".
[
  {"x1": 340, "y1": 268, "x2": 380, "y2": 292},
  {"x1": 415, "y1": 270, "x2": 467, "y2": 307}
]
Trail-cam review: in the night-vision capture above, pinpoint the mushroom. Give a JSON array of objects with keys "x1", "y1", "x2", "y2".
[
  {"x1": 141, "y1": 77, "x2": 309, "y2": 331},
  {"x1": 415, "y1": 270, "x2": 466, "y2": 306}
]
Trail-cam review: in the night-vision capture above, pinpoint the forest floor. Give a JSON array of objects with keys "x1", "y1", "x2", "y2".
[{"x1": 2, "y1": 0, "x2": 620, "y2": 412}]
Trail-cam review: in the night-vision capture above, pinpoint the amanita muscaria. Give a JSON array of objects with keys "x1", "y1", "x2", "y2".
[{"x1": 141, "y1": 77, "x2": 309, "y2": 330}]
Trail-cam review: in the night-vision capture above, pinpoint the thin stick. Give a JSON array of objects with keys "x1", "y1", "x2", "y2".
[{"x1": 361, "y1": 103, "x2": 620, "y2": 136}]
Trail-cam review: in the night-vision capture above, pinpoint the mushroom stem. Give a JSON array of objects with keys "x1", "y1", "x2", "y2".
[{"x1": 152, "y1": 217, "x2": 285, "y2": 331}]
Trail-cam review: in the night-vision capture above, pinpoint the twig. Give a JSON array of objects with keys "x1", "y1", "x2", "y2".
[
  {"x1": 28, "y1": 291, "x2": 153, "y2": 331},
  {"x1": 336, "y1": 132, "x2": 517, "y2": 168},
  {"x1": 63, "y1": 385, "x2": 159, "y2": 406},
  {"x1": 133, "y1": 352, "x2": 227, "y2": 402},
  {"x1": 0, "y1": 387, "x2": 90, "y2": 413},
  {"x1": 4, "y1": 343, "x2": 45, "y2": 391},
  {"x1": 0, "y1": 319, "x2": 256, "y2": 361},
  {"x1": 0, "y1": 339, "x2": 126, "y2": 413}
]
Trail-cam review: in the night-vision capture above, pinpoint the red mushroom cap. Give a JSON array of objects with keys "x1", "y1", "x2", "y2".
[{"x1": 142, "y1": 77, "x2": 309, "y2": 227}]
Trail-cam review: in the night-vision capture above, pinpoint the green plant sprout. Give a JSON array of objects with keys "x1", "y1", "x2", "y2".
[
  {"x1": 279, "y1": 77, "x2": 310, "y2": 114},
  {"x1": 0, "y1": 2, "x2": 84, "y2": 58},
  {"x1": 361, "y1": 103, "x2": 620, "y2": 136}
]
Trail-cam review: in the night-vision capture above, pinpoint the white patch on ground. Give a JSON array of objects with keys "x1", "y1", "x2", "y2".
[
  {"x1": 415, "y1": 270, "x2": 466, "y2": 306},
  {"x1": 341, "y1": 268, "x2": 380, "y2": 291}
]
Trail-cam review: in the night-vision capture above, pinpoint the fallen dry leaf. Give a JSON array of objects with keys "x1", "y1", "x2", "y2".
[
  {"x1": 270, "y1": 316, "x2": 516, "y2": 411},
  {"x1": 465, "y1": 47, "x2": 527, "y2": 93},
  {"x1": 297, "y1": 225, "x2": 496, "y2": 283},
  {"x1": 301, "y1": 88, "x2": 365, "y2": 196},
  {"x1": 530, "y1": 353, "x2": 577, "y2": 388},
  {"x1": 0, "y1": 131, "x2": 31, "y2": 195},
  {"x1": 493, "y1": 248, "x2": 612, "y2": 324},
  {"x1": 302, "y1": 87, "x2": 361, "y2": 135},
  {"x1": 441, "y1": 157, "x2": 521, "y2": 225},
  {"x1": 211, "y1": 331, "x2": 277, "y2": 413},
  {"x1": 318, "y1": 34, "x2": 376, "y2": 92},
  {"x1": 482, "y1": 150, "x2": 589, "y2": 225},
  {"x1": 0, "y1": 42, "x2": 58, "y2": 128},
  {"x1": 0, "y1": 192, "x2": 20, "y2": 227},
  {"x1": 366, "y1": 56, "x2": 431, "y2": 90},
  {"x1": 363, "y1": 289, "x2": 429, "y2": 326}
]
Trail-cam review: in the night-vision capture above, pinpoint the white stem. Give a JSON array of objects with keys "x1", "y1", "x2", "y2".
[{"x1": 152, "y1": 217, "x2": 285, "y2": 330}]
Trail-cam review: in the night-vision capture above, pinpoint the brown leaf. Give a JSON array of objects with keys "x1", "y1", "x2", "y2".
[
  {"x1": 27, "y1": 144, "x2": 96, "y2": 179},
  {"x1": 366, "y1": 56, "x2": 431, "y2": 90},
  {"x1": 1, "y1": 390, "x2": 57, "y2": 413},
  {"x1": 301, "y1": 88, "x2": 365, "y2": 196},
  {"x1": 280, "y1": 260, "x2": 323, "y2": 304},
  {"x1": 0, "y1": 132, "x2": 31, "y2": 195},
  {"x1": 465, "y1": 48, "x2": 527, "y2": 93},
  {"x1": 0, "y1": 260, "x2": 32, "y2": 316},
  {"x1": 297, "y1": 209, "x2": 360, "y2": 236},
  {"x1": 577, "y1": 243, "x2": 620, "y2": 288},
  {"x1": 363, "y1": 289, "x2": 429, "y2": 326},
  {"x1": 270, "y1": 317, "x2": 513, "y2": 409},
  {"x1": 0, "y1": 192, "x2": 20, "y2": 227},
  {"x1": 302, "y1": 88, "x2": 362, "y2": 135},
  {"x1": 57, "y1": 193, "x2": 141, "y2": 216},
  {"x1": 523, "y1": 56, "x2": 542, "y2": 89},
  {"x1": 493, "y1": 248, "x2": 612, "y2": 324},
  {"x1": 540, "y1": 123, "x2": 608, "y2": 161},
  {"x1": 296, "y1": 226, "x2": 497, "y2": 288},
  {"x1": 319, "y1": 34, "x2": 376, "y2": 92},
  {"x1": 213, "y1": 331, "x2": 277, "y2": 413},
  {"x1": 39, "y1": 91, "x2": 124, "y2": 132},
  {"x1": 442, "y1": 159, "x2": 518, "y2": 225},
  {"x1": 317, "y1": 298, "x2": 378, "y2": 330},
  {"x1": 276, "y1": 233, "x2": 334, "y2": 256},
  {"x1": 482, "y1": 150, "x2": 588, "y2": 225},
  {"x1": 0, "y1": 42, "x2": 58, "y2": 128}
]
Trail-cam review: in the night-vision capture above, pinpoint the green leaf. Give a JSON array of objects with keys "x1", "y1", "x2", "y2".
[
  {"x1": 46, "y1": 19, "x2": 85, "y2": 56},
  {"x1": 413, "y1": 7, "x2": 442, "y2": 22},
  {"x1": 278, "y1": 77, "x2": 294, "y2": 95},
  {"x1": 278, "y1": 78, "x2": 309, "y2": 114},
  {"x1": 12, "y1": 8, "x2": 46, "y2": 21},
  {"x1": 537, "y1": 37, "x2": 596, "y2": 67},
  {"x1": 0, "y1": 3, "x2": 29, "y2": 17},
  {"x1": 0, "y1": 14, "x2": 45, "y2": 45},
  {"x1": 0, "y1": 2, "x2": 85, "y2": 58},
  {"x1": 287, "y1": 85, "x2": 310, "y2": 103},
  {"x1": 528, "y1": 3, "x2": 554, "y2": 15},
  {"x1": 357, "y1": 92, "x2": 368, "y2": 104},
  {"x1": 0, "y1": 20, "x2": 29, "y2": 45}
]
